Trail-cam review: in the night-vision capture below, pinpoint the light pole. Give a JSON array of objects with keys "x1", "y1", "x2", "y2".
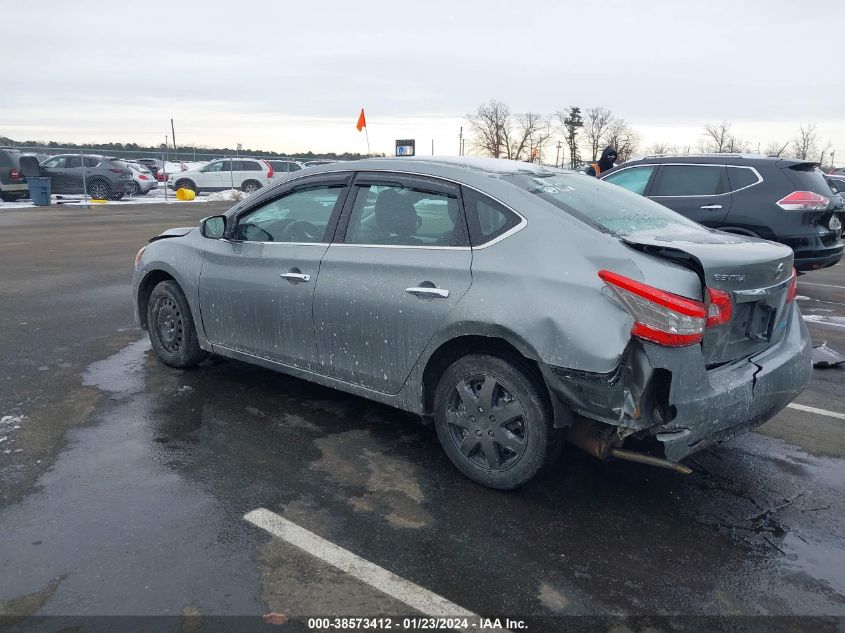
[{"x1": 555, "y1": 141, "x2": 562, "y2": 168}]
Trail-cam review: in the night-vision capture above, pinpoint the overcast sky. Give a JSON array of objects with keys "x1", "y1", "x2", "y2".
[{"x1": 2, "y1": 0, "x2": 843, "y2": 159}]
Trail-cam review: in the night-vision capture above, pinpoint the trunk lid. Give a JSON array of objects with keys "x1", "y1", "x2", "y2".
[{"x1": 623, "y1": 228, "x2": 794, "y2": 366}]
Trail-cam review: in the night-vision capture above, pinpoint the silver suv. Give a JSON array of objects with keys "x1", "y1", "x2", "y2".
[
  {"x1": 40, "y1": 154, "x2": 132, "y2": 200},
  {"x1": 133, "y1": 157, "x2": 812, "y2": 489}
]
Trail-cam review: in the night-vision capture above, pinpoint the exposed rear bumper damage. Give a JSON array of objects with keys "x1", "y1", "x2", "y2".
[{"x1": 540, "y1": 304, "x2": 813, "y2": 464}]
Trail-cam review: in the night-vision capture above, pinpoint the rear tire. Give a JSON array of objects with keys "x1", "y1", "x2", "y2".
[
  {"x1": 175, "y1": 179, "x2": 196, "y2": 192},
  {"x1": 433, "y1": 353, "x2": 562, "y2": 489},
  {"x1": 147, "y1": 280, "x2": 208, "y2": 368},
  {"x1": 88, "y1": 179, "x2": 111, "y2": 200},
  {"x1": 127, "y1": 181, "x2": 140, "y2": 196}
]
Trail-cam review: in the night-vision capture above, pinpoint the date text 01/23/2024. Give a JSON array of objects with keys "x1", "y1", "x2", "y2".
[{"x1": 306, "y1": 617, "x2": 527, "y2": 630}]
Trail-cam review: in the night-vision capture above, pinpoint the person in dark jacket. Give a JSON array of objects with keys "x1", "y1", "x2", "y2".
[{"x1": 585, "y1": 146, "x2": 617, "y2": 177}]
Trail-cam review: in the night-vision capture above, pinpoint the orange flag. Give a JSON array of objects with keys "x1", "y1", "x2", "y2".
[{"x1": 356, "y1": 109, "x2": 366, "y2": 132}]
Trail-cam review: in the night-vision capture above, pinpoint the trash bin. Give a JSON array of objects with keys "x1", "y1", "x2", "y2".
[
  {"x1": 19, "y1": 156, "x2": 50, "y2": 206},
  {"x1": 27, "y1": 177, "x2": 51, "y2": 206}
]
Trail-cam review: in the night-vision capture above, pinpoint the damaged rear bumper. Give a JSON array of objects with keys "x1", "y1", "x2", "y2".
[{"x1": 541, "y1": 304, "x2": 813, "y2": 463}]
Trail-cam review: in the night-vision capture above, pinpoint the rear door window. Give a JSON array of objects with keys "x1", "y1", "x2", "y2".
[
  {"x1": 651, "y1": 165, "x2": 726, "y2": 196},
  {"x1": 603, "y1": 165, "x2": 656, "y2": 195},
  {"x1": 241, "y1": 161, "x2": 262, "y2": 171},
  {"x1": 461, "y1": 187, "x2": 521, "y2": 245},
  {"x1": 343, "y1": 180, "x2": 467, "y2": 247}
]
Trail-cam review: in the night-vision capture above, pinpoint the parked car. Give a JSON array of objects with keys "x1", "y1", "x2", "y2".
[
  {"x1": 601, "y1": 154, "x2": 844, "y2": 272},
  {"x1": 826, "y1": 173, "x2": 845, "y2": 195},
  {"x1": 303, "y1": 159, "x2": 337, "y2": 167},
  {"x1": 167, "y1": 158, "x2": 274, "y2": 194},
  {"x1": 39, "y1": 154, "x2": 131, "y2": 200},
  {"x1": 136, "y1": 158, "x2": 164, "y2": 176},
  {"x1": 265, "y1": 159, "x2": 304, "y2": 175},
  {"x1": 133, "y1": 157, "x2": 812, "y2": 489},
  {"x1": 0, "y1": 149, "x2": 27, "y2": 201},
  {"x1": 120, "y1": 161, "x2": 159, "y2": 195}
]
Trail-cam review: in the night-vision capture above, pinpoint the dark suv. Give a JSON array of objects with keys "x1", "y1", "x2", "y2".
[
  {"x1": 0, "y1": 149, "x2": 28, "y2": 201},
  {"x1": 601, "y1": 155, "x2": 844, "y2": 271}
]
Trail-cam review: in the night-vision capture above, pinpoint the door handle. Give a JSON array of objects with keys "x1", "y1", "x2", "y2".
[
  {"x1": 280, "y1": 272, "x2": 310, "y2": 282},
  {"x1": 700, "y1": 204, "x2": 723, "y2": 210},
  {"x1": 405, "y1": 286, "x2": 449, "y2": 298}
]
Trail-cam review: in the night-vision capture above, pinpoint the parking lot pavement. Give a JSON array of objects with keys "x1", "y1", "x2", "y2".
[{"x1": 1, "y1": 203, "x2": 844, "y2": 630}]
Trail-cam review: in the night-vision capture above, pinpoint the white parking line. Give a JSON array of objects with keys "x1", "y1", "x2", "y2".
[
  {"x1": 787, "y1": 403, "x2": 845, "y2": 421},
  {"x1": 244, "y1": 508, "x2": 508, "y2": 630},
  {"x1": 798, "y1": 281, "x2": 845, "y2": 290}
]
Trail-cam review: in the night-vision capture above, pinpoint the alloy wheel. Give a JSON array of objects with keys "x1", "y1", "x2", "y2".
[{"x1": 89, "y1": 182, "x2": 108, "y2": 199}]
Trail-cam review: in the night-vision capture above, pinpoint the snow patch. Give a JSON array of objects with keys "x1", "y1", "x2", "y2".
[{"x1": 204, "y1": 189, "x2": 248, "y2": 202}]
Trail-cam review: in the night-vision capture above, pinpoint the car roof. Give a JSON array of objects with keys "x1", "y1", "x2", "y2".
[
  {"x1": 311, "y1": 155, "x2": 562, "y2": 177},
  {"x1": 619, "y1": 153, "x2": 819, "y2": 168}
]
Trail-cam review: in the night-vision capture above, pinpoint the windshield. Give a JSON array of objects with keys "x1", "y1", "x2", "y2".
[{"x1": 504, "y1": 172, "x2": 708, "y2": 238}]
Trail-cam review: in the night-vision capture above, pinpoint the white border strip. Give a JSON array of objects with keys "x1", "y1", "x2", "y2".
[
  {"x1": 245, "y1": 508, "x2": 508, "y2": 629},
  {"x1": 787, "y1": 403, "x2": 845, "y2": 421}
]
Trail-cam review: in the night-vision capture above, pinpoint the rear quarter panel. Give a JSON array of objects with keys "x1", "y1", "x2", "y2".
[{"x1": 424, "y1": 185, "x2": 703, "y2": 375}]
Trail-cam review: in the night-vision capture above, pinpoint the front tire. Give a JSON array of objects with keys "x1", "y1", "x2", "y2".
[
  {"x1": 175, "y1": 179, "x2": 196, "y2": 193},
  {"x1": 147, "y1": 280, "x2": 208, "y2": 368},
  {"x1": 242, "y1": 180, "x2": 261, "y2": 194},
  {"x1": 433, "y1": 353, "x2": 562, "y2": 489}
]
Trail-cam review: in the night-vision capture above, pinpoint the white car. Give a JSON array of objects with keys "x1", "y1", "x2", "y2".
[
  {"x1": 123, "y1": 162, "x2": 159, "y2": 195},
  {"x1": 264, "y1": 159, "x2": 305, "y2": 178},
  {"x1": 167, "y1": 158, "x2": 274, "y2": 195}
]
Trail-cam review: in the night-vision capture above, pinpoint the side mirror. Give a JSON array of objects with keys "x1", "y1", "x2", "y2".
[{"x1": 200, "y1": 215, "x2": 226, "y2": 239}]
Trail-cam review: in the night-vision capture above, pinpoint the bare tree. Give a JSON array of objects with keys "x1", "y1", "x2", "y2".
[
  {"x1": 466, "y1": 99, "x2": 511, "y2": 158},
  {"x1": 603, "y1": 118, "x2": 640, "y2": 162},
  {"x1": 702, "y1": 121, "x2": 733, "y2": 153},
  {"x1": 791, "y1": 124, "x2": 817, "y2": 160},
  {"x1": 818, "y1": 140, "x2": 833, "y2": 166},
  {"x1": 723, "y1": 135, "x2": 749, "y2": 153},
  {"x1": 765, "y1": 140, "x2": 789, "y2": 157},
  {"x1": 506, "y1": 112, "x2": 548, "y2": 161},
  {"x1": 648, "y1": 142, "x2": 676, "y2": 155},
  {"x1": 583, "y1": 106, "x2": 614, "y2": 161}
]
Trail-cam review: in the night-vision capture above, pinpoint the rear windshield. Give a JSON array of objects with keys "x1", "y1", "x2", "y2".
[
  {"x1": 785, "y1": 164, "x2": 836, "y2": 196},
  {"x1": 504, "y1": 172, "x2": 707, "y2": 237}
]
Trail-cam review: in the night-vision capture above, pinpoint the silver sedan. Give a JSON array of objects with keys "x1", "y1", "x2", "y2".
[{"x1": 132, "y1": 157, "x2": 812, "y2": 489}]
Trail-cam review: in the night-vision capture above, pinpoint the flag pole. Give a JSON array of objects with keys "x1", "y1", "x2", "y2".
[{"x1": 364, "y1": 127, "x2": 371, "y2": 156}]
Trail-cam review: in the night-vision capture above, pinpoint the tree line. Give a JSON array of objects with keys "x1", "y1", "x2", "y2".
[
  {"x1": 0, "y1": 136, "x2": 378, "y2": 162},
  {"x1": 465, "y1": 100, "x2": 837, "y2": 168}
]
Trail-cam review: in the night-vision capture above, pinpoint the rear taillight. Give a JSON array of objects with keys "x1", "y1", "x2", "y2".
[
  {"x1": 705, "y1": 288, "x2": 733, "y2": 328},
  {"x1": 109, "y1": 168, "x2": 124, "y2": 174},
  {"x1": 785, "y1": 268, "x2": 798, "y2": 303},
  {"x1": 598, "y1": 270, "x2": 706, "y2": 347},
  {"x1": 138, "y1": 174, "x2": 149, "y2": 180},
  {"x1": 776, "y1": 191, "x2": 830, "y2": 211},
  {"x1": 263, "y1": 159, "x2": 274, "y2": 179},
  {"x1": 9, "y1": 168, "x2": 20, "y2": 180}
]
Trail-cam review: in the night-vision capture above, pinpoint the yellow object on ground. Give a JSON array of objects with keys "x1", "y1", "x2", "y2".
[
  {"x1": 176, "y1": 188, "x2": 196, "y2": 201},
  {"x1": 89, "y1": 199, "x2": 108, "y2": 204}
]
